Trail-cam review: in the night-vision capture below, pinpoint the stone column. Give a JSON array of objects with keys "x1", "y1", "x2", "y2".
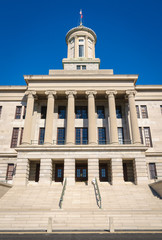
[
  {"x1": 44, "y1": 91, "x2": 56, "y2": 145},
  {"x1": 39, "y1": 159, "x2": 52, "y2": 185},
  {"x1": 22, "y1": 91, "x2": 36, "y2": 145},
  {"x1": 65, "y1": 91, "x2": 77, "y2": 145},
  {"x1": 111, "y1": 158, "x2": 124, "y2": 184},
  {"x1": 64, "y1": 158, "x2": 75, "y2": 185},
  {"x1": 13, "y1": 158, "x2": 29, "y2": 185},
  {"x1": 85, "y1": 36, "x2": 88, "y2": 58},
  {"x1": 74, "y1": 36, "x2": 78, "y2": 58},
  {"x1": 106, "y1": 91, "x2": 118, "y2": 144},
  {"x1": 86, "y1": 91, "x2": 97, "y2": 145},
  {"x1": 126, "y1": 90, "x2": 141, "y2": 144},
  {"x1": 88, "y1": 159, "x2": 99, "y2": 183}
]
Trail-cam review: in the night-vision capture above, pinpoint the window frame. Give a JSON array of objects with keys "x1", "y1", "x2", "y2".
[
  {"x1": 75, "y1": 127, "x2": 88, "y2": 145},
  {"x1": 58, "y1": 106, "x2": 66, "y2": 119},
  {"x1": 98, "y1": 127, "x2": 106, "y2": 144},
  {"x1": 15, "y1": 106, "x2": 22, "y2": 119},
  {"x1": 6, "y1": 163, "x2": 14, "y2": 181},
  {"x1": 149, "y1": 163, "x2": 157, "y2": 179},
  {"x1": 97, "y1": 106, "x2": 105, "y2": 119},
  {"x1": 75, "y1": 106, "x2": 88, "y2": 119},
  {"x1": 118, "y1": 127, "x2": 124, "y2": 144},
  {"x1": 141, "y1": 105, "x2": 148, "y2": 118},
  {"x1": 57, "y1": 128, "x2": 65, "y2": 145},
  {"x1": 11, "y1": 128, "x2": 19, "y2": 148},
  {"x1": 143, "y1": 127, "x2": 152, "y2": 147},
  {"x1": 116, "y1": 106, "x2": 122, "y2": 119},
  {"x1": 39, "y1": 128, "x2": 45, "y2": 145}
]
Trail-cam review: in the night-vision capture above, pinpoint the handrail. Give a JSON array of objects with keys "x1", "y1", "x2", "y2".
[
  {"x1": 92, "y1": 177, "x2": 102, "y2": 209},
  {"x1": 59, "y1": 178, "x2": 67, "y2": 209}
]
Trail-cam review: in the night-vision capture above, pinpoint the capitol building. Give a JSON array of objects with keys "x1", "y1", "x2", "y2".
[{"x1": 0, "y1": 23, "x2": 162, "y2": 231}]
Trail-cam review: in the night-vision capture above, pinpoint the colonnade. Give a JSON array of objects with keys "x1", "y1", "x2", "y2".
[{"x1": 22, "y1": 90, "x2": 141, "y2": 145}]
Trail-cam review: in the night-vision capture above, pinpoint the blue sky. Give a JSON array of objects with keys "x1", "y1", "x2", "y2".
[{"x1": 0, "y1": 0, "x2": 161, "y2": 85}]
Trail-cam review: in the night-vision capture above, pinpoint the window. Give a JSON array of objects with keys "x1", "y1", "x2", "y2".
[
  {"x1": 75, "y1": 128, "x2": 88, "y2": 144},
  {"x1": 144, "y1": 127, "x2": 152, "y2": 147},
  {"x1": 41, "y1": 106, "x2": 47, "y2": 119},
  {"x1": 141, "y1": 105, "x2": 148, "y2": 118},
  {"x1": 160, "y1": 105, "x2": 162, "y2": 114},
  {"x1": 116, "y1": 106, "x2": 122, "y2": 118},
  {"x1": 78, "y1": 38, "x2": 85, "y2": 57},
  {"x1": 22, "y1": 106, "x2": 26, "y2": 119},
  {"x1": 76, "y1": 65, "x2": 86, "y2": 70},
  {"x1": 0, "y1": 106, "x2": 2, "y2": 118},
  {"x1": 77, "y1": 65, "x2": 81, "y2": 70},
  {"x1": 149, "y1": 163, "x2": 157, "y2": 179},
  {"x1": 58, "y1": 106, "x2": 66, "y2": 119},
  {"x1": 136, "y1": 105, "x2": 140, "y2": 118},
  {"x1": 6, "y1": 164, "x2": 14, "y2": 180},
  {"x1": 97, "y1": 106, "x2": 105, "y2": 119},
  {"x1": 39, "y1": 128, "x2": 45, "y2": 145},
  {"x1": 82, "y1": 65, "x2": 86, "y2": 70},
  {"x1": 19, "y1": 128, "x2": 24, "y2": 145},
  {"x1": 57, "y1": 128, "x2": 65, "y2": 144},
  {"x1": 15, "y1": 106, "x2": 22, "y2": 119},
  {"x1": 75, "y1": 106, "x2": 88, "y2": 119},
  {"x1": 98, "y1": 128, "x2": 106, "y2": 144},
  {"x1": 11, "y1": 128, "x2": 19, "y2": 148},
  {"x1": 139, "y1": 127, "x2": 143, "y2": 144},
  {"x1": 118, "y1": 127, "x2": 124, "y2": 144}
]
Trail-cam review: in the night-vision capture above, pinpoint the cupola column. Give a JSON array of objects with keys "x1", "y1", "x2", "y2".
[
  {"x1": 74, "y1": 37, "x2": 78, "y2": 58},
  {"x1": 126, "y1": 90, "x2": 141, "y2": 144},
  {"x1": 106, "y1": 91, "x2": 118, "y2": 144},
  {"x1": 44, "y1": 91, "x2": 56, "y2": 145},
  {"x1": 86, "y1": 91, "x2": 97, "y2": 145},
  {"x1": 22, "y1": 91, "x2": 36, "y2": 145},
  {"x1": 85, "y1": 36, "x2": 88, "y2": 58},
  {"x1": 66, "y1": 91, "x2": 77, "y2": 144}
]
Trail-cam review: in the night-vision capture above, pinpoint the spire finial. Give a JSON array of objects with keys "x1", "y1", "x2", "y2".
[{"x1": 80, "y1": 9, "x2": 83, "y2": 25}]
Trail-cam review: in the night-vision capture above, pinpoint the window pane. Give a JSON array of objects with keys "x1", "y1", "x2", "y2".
[
  {"x1": 41, "y1": 106, "x2": 47, "y2": 119},
  {"x1": 6, "y1": 164, "x2": 14, "y2": 180},
  {"x1": 144, "y1": 127, "x2": 152, "y2": 147},
  {"x1": 75, "y1": 128, "x2": 88, "y2": 145},
  {"x1": 58, "y1": 106, "x2": 66, "y2": 119},
  {"x1": 57, "y1": 128, "x2": 65, "y2": 144},
  {"x1": 75, "y1": 107, "x2": 87, "y2": 119},
  {"x1": 118, "y1": 127, "x2": 124, "y2": 144},
  {"x1": 76, "y1": 128, "x2": 81, "y2": 144},
  {"x1": 15, "y1": 106, "x2": 22, "y2": 119},
  {"x1": 116, "y1": 106, "x2": 122, "y2": 118},
  {"x1": 11, "y1": 128, "x2": 19, "y2": 148},
  {"x1": 79, "y1": 45, "x2": 84, "y2": 57},
  {"x1": 82, "y1": 65, "x2": 86, "y2": 70},
  {"x1": 141, "y1": 105, "x2": 148, "y2": 118},
  {"x1": 149, "y1": 163, "x2": 157, "y2": 179},
  {"x1": 82, "y1": 128, "x2": 88, "y2": 144},
  {"x1": 39, "y1": 128, "x2": 45, "y2": 144},
  {"x1": 98, "y1": 127, "x2": 106, "y2": 144},
  {"x1": 97, "y1": 106, "x2": 105, "y2": 119},
  {"x1": 77, "y1": 65, "x2": 81, "y2": 70}
]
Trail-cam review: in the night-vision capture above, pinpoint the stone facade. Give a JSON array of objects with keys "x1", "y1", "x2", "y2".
[{"x1": 0, "y1": 24, "x2": 162, "y2": 188}]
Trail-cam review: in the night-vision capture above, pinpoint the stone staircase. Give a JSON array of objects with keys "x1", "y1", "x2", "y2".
[{"x1": 0, "y1": 182, "x2": 162, "y2": 230}]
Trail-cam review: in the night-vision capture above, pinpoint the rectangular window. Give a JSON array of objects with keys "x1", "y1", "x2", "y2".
[
  {"x1": 41, "y1": 106, "x2": 47, "y2": 119},
  {"x1": 15, "y1": 106, "x2": 22, "y2": 119},
  {"x1": 58, "y1": 106, "x2": 66, "y2": 119},
  {"x1": 39, "y1": 128, "x2": 45, "y2": 145},
  {"x1": 0, "y1": 106, "x2": 2, "y2": 118},
  {"x1": 144, "y1": 127, "x2": 152, "y2": 147},
  {"x1": 118, "y1": 127, "x2": 124, "y2": 144},
  {"x1": 141, "y1": 105, "x2": 148, "y2": 118},
  {"x1": 79, "y1": 45, "x2": 84, "y2": 57},
  {"x1": 19, "y1": 128, "x2": 24, "y2": 145},
  {"x1": 82, "y1": 65, "x2": 86, "y2": 70},
  {"x1": 97, "y1": 106, "x2": 105, "y2": 119},
  {"x1": 22, "y1": 106, "x2": 26, "y2": 119},
  {"x1": 77, "y1": 65, "x2": 81, "y2": 70},
  {"x1": 116, "y1": 106, "x2": 122, "y2": 118},
  {"x1": 11, "y1": 128, "x2": 19, "y2": 148},
  {"x1": 139, "y1": 127, "x2": 143, "y2": 144},
  {"x1": 6, "y1": 164, "x2": 14, "y2": 180},
  {"x1": 75, "y1": 106, "x2": 88, "y2": 119},
  {"x1": 98, "y1": 127, "x2": 106, "y2": 144},
  {"x1": 136, "y1": 105, "x2": 140, "y2": 118},
  {"x1": 57, "y1": 128, "x2": 65, "y2": 145},
  {"x1": 75, "y1": 128, "x2": 88, "y2": 145},
  {"x1": 149, "y1": 163, "x2": 157, "y2": 179}
]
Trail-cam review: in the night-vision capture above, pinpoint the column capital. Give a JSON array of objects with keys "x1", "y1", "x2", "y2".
[
  {"x1": 106, "y1": 90, "x2": 117, "y2": 97},
  {"x1": 25, "y1": 91, "x2": 36, "y2": 98},
  {"x1": 65, "y1": 90, "x2": 77, "y2": 97},
  {"x1": 45, "y1": 91, "x2": 57, "y2": 98},
  {"x1": 126, "y1": 90, "x2": 137, "y2": 97},
  {"x1": 85, "y1": 90, "x2": 97, "y2": 97}
]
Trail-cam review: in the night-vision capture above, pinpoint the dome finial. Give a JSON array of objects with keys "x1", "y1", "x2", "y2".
[{"x1": 80, "y1": 9, "x2": 83, "y2": 26}]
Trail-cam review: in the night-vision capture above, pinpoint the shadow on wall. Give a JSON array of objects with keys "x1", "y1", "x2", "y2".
[{"x1": 0, "y1": 182, "x2": 12, "y2": 199}]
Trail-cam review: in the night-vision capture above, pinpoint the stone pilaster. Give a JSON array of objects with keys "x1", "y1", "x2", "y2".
[
  {"x1": 111, "y1": 158, "x2": 124, "y2": 184},
  {"x1": 39, "y1": 159, "x2": 52, "y2": 185},
  {"x1": 44, "y1": 91, "x2": 56, "y2": 145},
  {"x1": 88, "y1": 159, "x2": 99, "y2": 182},
  {"x1": 13, "y1": 158, "x2": 29, "y2": 185},
  {"x1": 86, "y1": 91, "x2": 97, "y2": 145},
  {"x1": 106, "y1": 91, "x2": 118, "y2": 144},
  {"x1": 22, "y1": 91, "x2": 36, "y2": 145},
  {"x1": 126, "y1": 90, "x2": 141, "y2": 144},
  {"x1": 134, "y1": 157, "x2": 148, "y2": 184},
  {"x1": 65, "y1": 91, "x2": 77, "y2": 145},
  {"x1": 64, "y1": 158, "x2": 75, "y2": 185}
]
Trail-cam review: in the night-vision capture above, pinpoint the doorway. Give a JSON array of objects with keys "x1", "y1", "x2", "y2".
[
  {"x1": 55, "y1": 163, "x2": 64, "y2": 182},
  {"x1": 75, "y1": 161, "x2": 88, "y2": 182},
  {"x1": 29, "y1": 160, "x2": 40, "y2": 183},
  {"x1": 123, "y1": 160, "x2": 135, "y2": 182}
]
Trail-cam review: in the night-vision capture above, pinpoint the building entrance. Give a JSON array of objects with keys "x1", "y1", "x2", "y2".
[
  {"x1": 55, "y1": 163, "x2": 64, "y2": 182},
  {"x1": 75, "y1": 162, "x2": 88, "y2": 182},
  {"x1": 99, "y1": 163, "x2": 108, "y2": 182}
]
